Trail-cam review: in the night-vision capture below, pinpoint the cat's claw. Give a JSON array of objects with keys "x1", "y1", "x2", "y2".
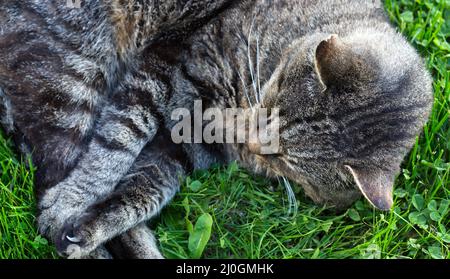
[
  {"x1": 55, "y1": 222, "x2": 94, "y2": 259},
  {"x1": 66, "y1": 235, "x2": 81, "y2": 243}
]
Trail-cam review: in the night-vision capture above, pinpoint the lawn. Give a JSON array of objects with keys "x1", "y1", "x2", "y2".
[{"x1": 0, "y1": 0, "x2": 448, "y2": 259}]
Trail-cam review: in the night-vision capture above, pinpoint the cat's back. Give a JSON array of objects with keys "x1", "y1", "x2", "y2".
[{"x1": 0, "y1": 0, "x2": 116, "y2": 77}]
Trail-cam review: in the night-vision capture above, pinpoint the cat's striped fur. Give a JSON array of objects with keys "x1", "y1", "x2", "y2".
[{"x1": 0, "y1": 0, "x2": 432, "y2": 258}]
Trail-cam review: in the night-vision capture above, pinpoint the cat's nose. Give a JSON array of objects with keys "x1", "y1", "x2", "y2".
[{"x1": 371, "y1": 195, "x2": 393, "y2": 211}]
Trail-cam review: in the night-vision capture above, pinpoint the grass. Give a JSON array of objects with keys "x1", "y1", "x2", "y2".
[{"x1": 0, "y1": 0, "x2": 448, "y2": 259}]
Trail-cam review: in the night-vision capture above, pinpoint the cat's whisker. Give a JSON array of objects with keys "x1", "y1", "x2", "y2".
[
  {"x1": 236, "y1": 32, "x2": 254, "y2": 108},
  {"x1": 256, "y1": 35, "x2": 262, "y2": 103},
  {"x1": 281, "y1": 176, "x2": 298, "y2": 217},
  {"x1": 247, "y1": 16, "x2": 260, "y2": 105},
  {"x1": 238, "y1": 71, "x2": 253, "y2": 108}
]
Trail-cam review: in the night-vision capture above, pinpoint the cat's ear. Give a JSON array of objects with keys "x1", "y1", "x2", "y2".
[
  {"x1": 344, "y1": 165, "x2": 396, "y2": 211},
  {"x1": 314, "y1": 34, "x2": 355, "y2": 88}
]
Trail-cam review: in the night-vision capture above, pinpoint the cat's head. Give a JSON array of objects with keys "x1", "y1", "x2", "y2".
[{"x1": 250, "y1": 31, "x2": 433, "y2": 210}]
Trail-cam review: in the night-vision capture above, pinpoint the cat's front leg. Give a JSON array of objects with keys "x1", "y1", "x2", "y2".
[
  {"x1": 54, "y1": 135, "x2": 185, "y2": 258},
  {"x1": 37, "y1": 88, "x2": 159, "y2": 253},
  {"x1": 106, "y1": 223, "x2": 163, "y2": 259},
  {"x1": 81, "y1": 245, "x2": 113, "y2": 259}
]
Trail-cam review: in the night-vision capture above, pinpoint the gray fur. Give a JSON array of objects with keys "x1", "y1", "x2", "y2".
[
  {"x1": 0, "y1": 87, "x2": 14, "y2": 133},
  {"x1": 107, "y1": 224, "x2": 163, "y2": 259}
]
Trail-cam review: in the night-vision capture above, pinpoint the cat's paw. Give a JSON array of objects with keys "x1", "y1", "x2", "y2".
[
  {"x1": 55, "y1": 215, "x2": 100, "y2": 259},
  {"x1": 56, "y1": 230, "x2": 112, "y2": 259},
  {"x1": 37, "y1": 185, "x2": 88, "y2": 242}
]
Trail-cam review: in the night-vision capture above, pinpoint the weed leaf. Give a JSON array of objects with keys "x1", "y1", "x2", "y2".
[{"x1": 188, "y1": 213, "x2": 213, "y2": 259}]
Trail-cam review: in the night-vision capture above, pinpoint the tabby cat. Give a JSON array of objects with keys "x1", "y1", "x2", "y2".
[{"x1": 0, "y1": 0, "x2": 433, "y2": 259}]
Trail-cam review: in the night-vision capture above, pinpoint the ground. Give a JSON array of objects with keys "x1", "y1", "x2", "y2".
[{"x1": 0, "y1": 0, "x2": 448, "y2": 259}]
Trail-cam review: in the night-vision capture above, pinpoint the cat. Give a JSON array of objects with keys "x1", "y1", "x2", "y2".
[{"x1": 0, "y1": 0, "x2": 433, "y2": 259}]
